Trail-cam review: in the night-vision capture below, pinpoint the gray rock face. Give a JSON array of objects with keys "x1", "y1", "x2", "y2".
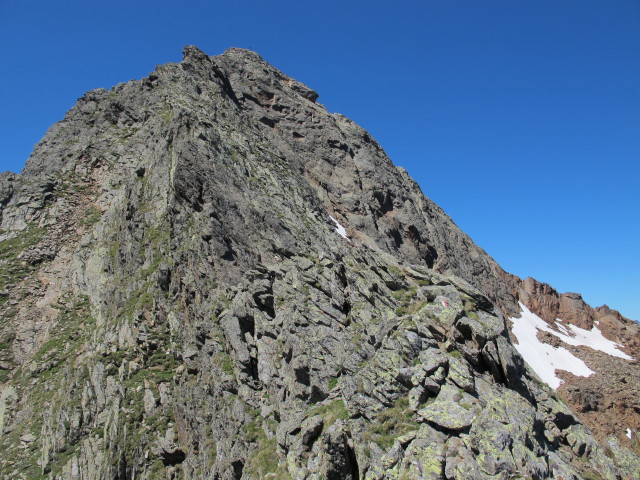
[{"x1": 0, "y1": 45, "x2": 636, "y2": 479}]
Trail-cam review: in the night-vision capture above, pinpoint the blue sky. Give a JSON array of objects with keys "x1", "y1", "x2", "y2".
[{"x1": 1, "y1": 0, "x2": 639, "y2": 320}]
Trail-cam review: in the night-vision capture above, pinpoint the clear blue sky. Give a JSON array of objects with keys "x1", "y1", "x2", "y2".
[{"x1": 1, "y1": 1, "x2": 639, "y2": 320}]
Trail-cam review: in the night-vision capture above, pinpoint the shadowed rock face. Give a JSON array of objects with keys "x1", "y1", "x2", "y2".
[{"x1": 0, "y1": 45, "x2": 637, "y2": 479}]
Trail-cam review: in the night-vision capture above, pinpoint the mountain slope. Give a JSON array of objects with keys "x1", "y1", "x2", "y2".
[{"x1": 0, "y1": 46, "x2": 637, "y2": 480}]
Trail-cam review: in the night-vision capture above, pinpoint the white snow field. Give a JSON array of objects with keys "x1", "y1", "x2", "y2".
[
  {"x1": 552, "y1": 318, "x2": 633, "y2": 360},
  {"x1": 510, "y1": 302, "x2": 634, "y2": 389},
  {"x1": 510, "y1": 303, "x2": 595, "y2": 389}
]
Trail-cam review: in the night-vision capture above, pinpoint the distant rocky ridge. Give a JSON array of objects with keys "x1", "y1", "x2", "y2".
[
  {"x1": 0, "y1": 45, "x2": 638, "y2": 479},
  {"x1": 511, "y1": 278, "x2": 639, "y2": 447}
]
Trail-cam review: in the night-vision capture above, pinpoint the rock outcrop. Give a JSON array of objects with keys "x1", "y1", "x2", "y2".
[{"x1": 0, "y1": 46, "x2": 637, "y2": 479}]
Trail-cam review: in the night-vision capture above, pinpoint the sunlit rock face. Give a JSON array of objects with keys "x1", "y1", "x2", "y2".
[{"x1": 0, "y1": 46, "x2": 638, "y2": 479}]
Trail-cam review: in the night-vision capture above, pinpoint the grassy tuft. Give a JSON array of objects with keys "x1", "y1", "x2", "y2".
[
  {"x1": 362, "y1": 396, "x2": 419, "y2": 450},
  {"x1": 310, "y1": 399, "x2": 349, "y2": 432}
]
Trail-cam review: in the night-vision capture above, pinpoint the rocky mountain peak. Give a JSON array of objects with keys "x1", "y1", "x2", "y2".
[
  {"x1": 0, "y1": 46, "x2": 638, "y2": 479},
  {"x1": 182, "y1": 44, "x2": 211, "y2": 62},
  {"x1": 221, "y1": 47, "x2": 264, "y2": 61}
]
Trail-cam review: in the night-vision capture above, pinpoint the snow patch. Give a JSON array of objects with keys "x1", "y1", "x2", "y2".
[
  {"x1": 627, "y1": 428, "x2": 633, "y2": 439},
  {"x1": 549, "y1": 320, "x2": 633, "y2": 361},
  {"x1": 510, "y1": 303, "x2": 595, "y2": 389},
  {"x1": 329, "y1": 216, "x2": 351, "y2": 242}
]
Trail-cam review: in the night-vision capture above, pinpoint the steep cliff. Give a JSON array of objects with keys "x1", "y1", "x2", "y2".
[{"x1": 0, "y1": 46, "x2": 637, "y2": 479}]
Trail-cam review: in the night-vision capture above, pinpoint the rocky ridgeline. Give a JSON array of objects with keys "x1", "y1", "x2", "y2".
[{"x1": 0, "y1": 46, "x2": 638, "y2": 479}]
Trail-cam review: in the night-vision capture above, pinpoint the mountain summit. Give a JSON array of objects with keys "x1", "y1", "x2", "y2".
[{"x1": 0, "y1": 46, "x2": 637, "y2": 479}]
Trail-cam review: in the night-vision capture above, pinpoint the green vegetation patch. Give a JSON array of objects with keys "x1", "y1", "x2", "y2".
[
  {"x1": 53, "y1": 174, "x2": 91, "y2": 198},
  {"x1": 215, "y1": 352, "x2": 234, "y2": 375},
  {"x1": 125, "y1": 363, "x2": 175, "y2": 388},
  {"x1": 461, "y1": 294, "x2": 480, "y2": 319},
  {"x1": 80, "y1": 205, "x2": 102, "y2": 227},
  {"x1": 243, "y1": 407, "x2": 292, "y2": 479},
  {"x1": 33, "y1": 294, "x2": 95, "y2": 376},
  {"x1": 448, "y1": 349, "x2": 462, "y2": 359},
  {"x1": 0, "y1": 224, "x2": 46, "y2": 293},
  {"x1": 310, "y1": 399, "x2": 350, "y2": 432},
  {"x1": 139, "y1": 225, "x2": 170, "y2": 276},
  {"x1": 117, "y1": 285, "x2": 154, "y2": 319},
  {"x1": 362, "y1": 397, "x2": 419, "y2": 450},
  {"x1": 393, "y1": 286, "x2": 425, "y2": 318},
  {"x1": 0, "y1": 295, "x2": 94, "y2": 478}
]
